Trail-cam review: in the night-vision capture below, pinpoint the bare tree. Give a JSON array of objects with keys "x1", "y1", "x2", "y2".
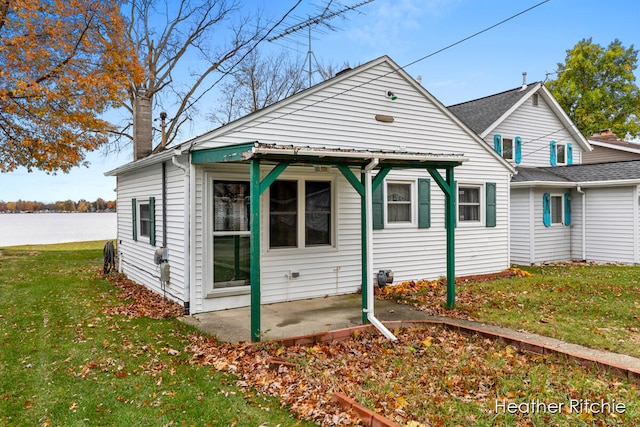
[
  {"x1": 112, "y1": 0, "x2": 302, "y2": 158},
  {"x1": 211, "y1": 49, "x2": 306, "y2": 125}
]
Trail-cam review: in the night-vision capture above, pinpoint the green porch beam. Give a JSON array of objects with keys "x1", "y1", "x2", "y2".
[
  {"x1": 250, "y1": 161, "x2": 290, "y2": 342},
  {"x1": 372, "y1": 167, "x2": 391, "y2": 192},
  {"x1": 259, "y1": 162, "x2": 289, "y2": 194},
  {"x1": 428, "y1": 167, "x2": 457, "y2": 308},
  {"x1": 337, "y1": 165, "x2": 364, "y2": 196},
  {"x1": 191, "y1": 143, "x2": 255, "y2": 164},
  {"x1": 250, "y1": 159, "x2": 261, "y2": 342}
]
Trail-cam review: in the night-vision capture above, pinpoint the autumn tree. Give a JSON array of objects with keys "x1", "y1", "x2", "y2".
[
  {"x1": 0, "y1": 0, "x2": 142, "y2": 173},
  {"x1": 547, "y1": 38, "x2": 640, "y2": 139}
]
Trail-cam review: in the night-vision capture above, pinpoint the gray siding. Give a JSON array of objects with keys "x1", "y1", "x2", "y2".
[
  {"x1": 582, "y1": 146, "x2": 640, "y2": 164},
  {"x1": 585, "y1": 187, "x2": 637, "y2": 264},
  {"x1": 510, "y1": 188, "x2": 532, "y2": 264}
]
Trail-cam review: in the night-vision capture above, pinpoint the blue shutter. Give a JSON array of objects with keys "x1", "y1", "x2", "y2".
[
  {"x1": 567, "y1": 143, "x2": 573, "y2": 165},
  {"x1": 543, "y1": 193, "x2": 551, "y2": 227},
  {"x1": 485, "y1": 182, "x2": 496, "y2": 227},
  {"x1": 418, "y1": 178, "x2": 430, "y2": 228},
  {"x1": 494, "y1": 134, "x2": 503, "y2": 155},
  {"x1": 514, "y1": 136, "x2": 522, "y2": 164},
  {"x1": 132, "y1": 198, "x2": 138, "y2": 241},
  {"x1": 149, "y1": 197, "x2": 156, "y2": 246},
  {"x1": 550, "y1": 141, "x2": 557, "y2": 166},
  {"x1": 564, "y1": 193, "x2": 571, "y2": 226},
  {"x1": 372, "y1": 183, "x2": 384, "y2": 230}
]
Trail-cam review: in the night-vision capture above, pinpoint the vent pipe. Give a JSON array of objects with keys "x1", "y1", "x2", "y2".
[{"x1": 520, "y1": 72, "x2": 527, "y2": 91}]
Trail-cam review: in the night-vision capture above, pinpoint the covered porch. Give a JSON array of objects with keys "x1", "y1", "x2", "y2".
[{"x1": 191, "y1": 142, "x2": 466, "y2": 341}]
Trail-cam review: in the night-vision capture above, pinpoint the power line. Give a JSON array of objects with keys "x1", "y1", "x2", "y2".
[{"x1": 215, "y1": 0, "x2": 551, "y2": 140}]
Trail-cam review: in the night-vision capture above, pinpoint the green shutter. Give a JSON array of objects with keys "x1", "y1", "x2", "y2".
[
  {"x1": 149, "y1": 197, "x2": 156, "y2": 246},
  {"x1": 418, "y1": 178, "x2": 431, "y2": 228},
  {"x1": 132, "y1": 198, "x2": 138, "y2": 241},
  {"x1": 485, "y1": 182, "x2": 496, "y2": 227},
  {"x1": 494, "y1": 134, "x2": 503, "y2": 155},
  {"x1": 564, "y1": 193, "x2": 571, "y2": 225},
  {"x1": 543, "y1": 193, "x2": 551, "y2": 227},
  {"x1": 372, "y1": 183, "x2": 384, "y2": 230},
  {"x1": 550, "y1": 141, "x2": 557, "y2": 166}
]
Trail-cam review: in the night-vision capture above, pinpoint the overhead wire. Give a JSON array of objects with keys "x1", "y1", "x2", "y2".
[{"x1": 213, "y1": 0, "x2": 551, "y2": 140}]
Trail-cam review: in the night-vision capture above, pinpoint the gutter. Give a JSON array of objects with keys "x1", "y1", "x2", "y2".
[
  {"x1": 171, "y1": 151, "x2": 191, "y2": 315},
  {"x1": 363, "y1": 158, "x2": 397, "y2": 341},
  {"x1": 576, "y1": 186, "x2": 586, "y2": 261}
]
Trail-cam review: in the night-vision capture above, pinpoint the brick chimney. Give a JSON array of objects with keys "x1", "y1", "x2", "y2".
[{"x1": 133, "y1": 89, "x2": 153, "y2": 161}]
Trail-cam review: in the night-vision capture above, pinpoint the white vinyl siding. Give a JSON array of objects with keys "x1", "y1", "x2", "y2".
[
  {"x1": 509, "y1": 188, "x2": 532, "y2": 264},
  {"x1": 487, "y1": 94, "x2": 583, "y2": 167},
  {"x1": 116, "y1": 161, "x2": 187, "y2": 306},
  {"x1": 585, "y1": 187, "x2": 636, "y2": 263}
]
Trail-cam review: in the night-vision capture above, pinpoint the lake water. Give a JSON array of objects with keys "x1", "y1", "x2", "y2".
[{"x1": 0, "y1": 212, "x2": 117, "y2": 247}]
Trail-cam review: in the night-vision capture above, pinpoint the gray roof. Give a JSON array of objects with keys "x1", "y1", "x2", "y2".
[
  {"x1": 448, "y1": 83, "x2": 540, "y2": 134},
  {"x1": 513, "y1": 160, "x2": 640, "y2": 183}
]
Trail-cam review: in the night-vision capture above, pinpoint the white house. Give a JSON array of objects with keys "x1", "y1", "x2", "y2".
[
  {"x1": 106, "y1": 56, "x2": 514, "y2": 340},
  {"x1": 449, "y1": 82, "x2": 640, "y2": 265}
]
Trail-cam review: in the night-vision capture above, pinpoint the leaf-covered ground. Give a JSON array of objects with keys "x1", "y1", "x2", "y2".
[{"x1": 107, "y1": 269, "x2": 640, "y2": 426}]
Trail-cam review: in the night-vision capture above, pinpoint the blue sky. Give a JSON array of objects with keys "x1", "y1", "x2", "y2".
[{"x1": 2, "y1": 0, "x2": 639, "y2": 203}]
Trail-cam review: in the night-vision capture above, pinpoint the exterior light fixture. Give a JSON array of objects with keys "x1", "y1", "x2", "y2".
[{"x1": 386, "y1": 90, "x2": 397, "y2": 101}]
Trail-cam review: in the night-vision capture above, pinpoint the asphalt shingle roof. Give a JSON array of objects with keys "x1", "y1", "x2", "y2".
[
  {"x1": 447, "y1": 83, "x2": 540, "y2": 134},
  {"x1": 513, "y1": 160, "x2": 640, "y2": 183}
]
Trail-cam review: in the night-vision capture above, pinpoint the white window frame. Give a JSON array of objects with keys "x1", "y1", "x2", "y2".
[
  {"x1": 550, "y1": 194, "x2": 564, "y2": 225},
  {"x1": 385, "y1": 180, "x2": 416, "y2": 227},
  {"x1": 457, "y1": 184, "x2": 483, "y2": 225},
  {"x1": 266, "y1": 176, "x2": 336, "y2": 252},
  {"x1": 137, "y1": 200, "x2": 151, "y2": 242}
]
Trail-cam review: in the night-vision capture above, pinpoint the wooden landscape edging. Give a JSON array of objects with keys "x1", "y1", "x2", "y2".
[{"x1": 260, "y1": 319, "x2": 640, "y2": 427}]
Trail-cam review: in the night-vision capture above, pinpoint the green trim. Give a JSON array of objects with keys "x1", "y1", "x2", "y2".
[
  {"x1": 445, "y1": 167, "x2": 456, "y2": 308},
  {"x1": 259, "y1": 163, "x2": 289, "y2": 194},
  {"x1": 149, "y1": 197, "x2": 156, "y2": 246},
  {"x1": 191, "y1": 143, "x2": 256, "y2": 164},
  {"x1": 372, "y1": 167, "x2": 391, "y2": 192},
  {"x1": 132, "y1": 198, "x2": 137, "y2": 241},
  {"x1": 337, "y1": 165, "x2": 363, "y2": 196},
  {"x1": 485, "y1": 182, "x2": 496, "y2": 228},
  {"x1": 250, "y1": 159, "x2": 261, "y2": 342},
  {"x1": 417, "y1": 178, "x2": 431, "y2": 228}
]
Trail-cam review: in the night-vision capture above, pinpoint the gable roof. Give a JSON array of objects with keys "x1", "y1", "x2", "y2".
[
  {"x1": 588, "y1": 133, "x2": 640, "y2": 155},
  {"x1": 512, "y1": 160, "x2": 640, "y2": 185},
  {"x1": 447, "y1": 83, "x2": 539, "y2": 135},
  {"x1": 107, "y1": 55, "x2": 514, "y2": 176},
  {"x1": 447, "y1": 82, "x2": 591, "y2": 152}
]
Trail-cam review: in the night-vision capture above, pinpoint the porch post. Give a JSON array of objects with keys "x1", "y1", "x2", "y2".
[
  {"x1": 250, "y1": 159, "x2": 261, "y2": 342},
  {"x1": 445, "y1": 167, "x2": 456, "y2": 308}
]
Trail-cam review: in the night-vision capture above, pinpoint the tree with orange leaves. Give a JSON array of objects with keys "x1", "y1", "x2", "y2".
[{"x1": 0, "y1": 0, "x2": 142, "y2": 173}]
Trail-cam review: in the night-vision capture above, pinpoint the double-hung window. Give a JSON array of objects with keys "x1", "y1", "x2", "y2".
[
  {"x1": 458, "y1": 186, "x2": 481, "y2": 222},
  {"x1": 132, "y1": 197, "x2": 156, "y2": 245},
  {"x1": 502, "y1": 138, "x2": 513, "y2": 160},
  {"x1": 551, "y1": 195, "x2": 563, "y2": 224},
  {"x1": 139, "y1": 202, "x2": 151, "y2": 237},
  {"x1": 387, "y1": 182, "x2": 412, "y2": 223},
  {"x1": 269, "y1": 179, "x2": 332, "y2": 249}
]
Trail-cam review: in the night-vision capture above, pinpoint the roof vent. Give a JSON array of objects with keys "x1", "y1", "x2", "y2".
[{"x1": 520, "y1": 72, "x2": 527, "y2": 91}]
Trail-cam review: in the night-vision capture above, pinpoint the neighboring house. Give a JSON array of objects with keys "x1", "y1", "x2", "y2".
[
  {"x1": 583, "y1": 130, "x2": 640, "y2": 164},
  {"x1": 106, "y1": 56, "x2": 514, "y2": 340},
  {"x1": 449, "y1": 82, "x2": 640, "y2": 265}
]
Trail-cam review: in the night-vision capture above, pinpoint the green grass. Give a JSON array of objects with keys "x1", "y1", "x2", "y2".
[
  {"x1": 462, "y1": 264, "x2": 640, "y2": 357},
  {"x1": 0, "y1": 241, "x2": 312, "y2": 427}
]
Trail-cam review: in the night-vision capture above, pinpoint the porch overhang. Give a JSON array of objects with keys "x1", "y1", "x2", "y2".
[{"x1": 192, "y1": 142, "x2": 467, "y2": 342}]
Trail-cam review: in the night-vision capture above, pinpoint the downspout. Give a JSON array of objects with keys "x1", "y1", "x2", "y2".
[
  {"x1": 363, "y1": 158, "x2": 397, "y2": 341},
  {"x1": 172, "y1": 152, "x2": 191, "y2": 314},
  {"x1": 576, "y1": 186, "x2": 586, "y2": 261}
]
